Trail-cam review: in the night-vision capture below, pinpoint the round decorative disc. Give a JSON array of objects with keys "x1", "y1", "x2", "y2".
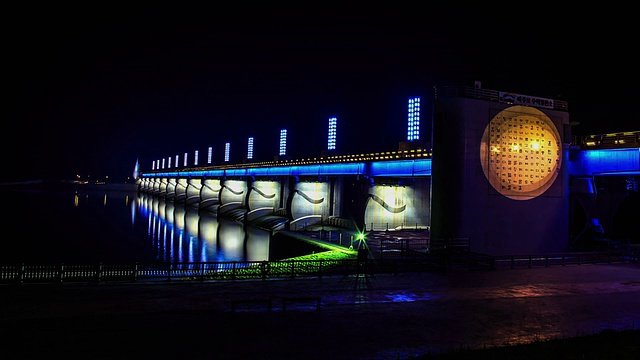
[{"x1": 480, "y1": 105, "x2": 562, "y2": 200}]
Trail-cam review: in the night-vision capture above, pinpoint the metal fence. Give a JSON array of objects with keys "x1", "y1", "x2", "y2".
[
  {"x1": 1, "y1": 250, "x2": 635, "y2": 285},
  {"x1": 492, "y1": 251, "x2": 636, "y2": 269},
  {"x1": 0, "y1": 257, "x2": 451, "y2": 284},
  {"x1": 0, "y1": 260, "x2": 366, "y2": 285}
]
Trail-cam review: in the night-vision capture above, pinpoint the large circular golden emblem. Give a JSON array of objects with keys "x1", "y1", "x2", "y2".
[{"x1": 480, "y1": 105, "x2": 561, "y2": 200}]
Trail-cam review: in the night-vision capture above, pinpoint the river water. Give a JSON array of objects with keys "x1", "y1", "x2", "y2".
[{"x1": 0, "y1": 183, "x2": 274, "y2": 265}]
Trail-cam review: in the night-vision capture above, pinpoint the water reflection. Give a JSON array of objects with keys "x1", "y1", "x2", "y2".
[
  {"x1": 1, "y1": 186, "x2": 276, "y2": 264},
  {"x1": 137, "y1": 193, "x2": 271, "y2": 263}
]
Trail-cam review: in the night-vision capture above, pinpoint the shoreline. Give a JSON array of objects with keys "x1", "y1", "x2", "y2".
[{"x1": 0, "y1": 179, "x2": 139, "y2": 192}]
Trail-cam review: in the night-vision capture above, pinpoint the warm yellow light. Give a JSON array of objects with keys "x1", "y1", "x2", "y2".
[{"x1": 480, "y1": 105, "x2": 562, "y2": 201}]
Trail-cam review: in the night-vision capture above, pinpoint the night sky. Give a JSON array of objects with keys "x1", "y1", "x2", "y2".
[{"x1": 3, "y1": 5, "x2": 637, "y2": 182}]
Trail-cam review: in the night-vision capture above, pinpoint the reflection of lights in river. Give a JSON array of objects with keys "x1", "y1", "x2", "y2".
[
  {"x1": 138, "y1": 193, "x2": 274, "y2": 263},
  {"x1": 324, "y1": 291, "x2": 437, "y2": 306},
  {"x1": 386, "y1": 292, "x2": 419, "y2": 302}
]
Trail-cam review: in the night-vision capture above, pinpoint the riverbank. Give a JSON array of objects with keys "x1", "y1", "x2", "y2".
[
  {"x1": 2, "y1": 263, "x2": 639, "y2": 359},
  {"x1": 0, "y1": 179, "x2": 139, "y2": 192},
  {"x1": 424, "y1": 328, "x2": 639, "y2": 359}
]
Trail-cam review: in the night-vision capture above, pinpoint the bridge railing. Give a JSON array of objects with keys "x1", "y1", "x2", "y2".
[
  {"x1": 364, "y1": 222, "x2": 429, "y2": 231},
  {"x1": 492, "y1": 251, "x2": 635, "y2": 269},
  {"x1": 572, "y1": 131, "x2": 640, "y2": 149},
  {"x1": 0, "y1": 260, "x2": 367, "y2": 285},
  {"x1": 1, "y1": 250, "x2": 636, "y2": 285}
]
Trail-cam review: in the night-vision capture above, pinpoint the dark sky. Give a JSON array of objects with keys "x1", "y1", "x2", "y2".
[{"x1": 3, "y1": 5, "x2": 638, "y2": 182}]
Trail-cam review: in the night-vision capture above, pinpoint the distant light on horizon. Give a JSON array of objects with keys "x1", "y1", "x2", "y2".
[
  {"x1": 279, "y1": 129, "x2": 287, "y2": 156},
  {"x1": 407, "y1": 96, "x2": 420, "y2": 141},
  {"x1": 328, "y1": 117, "x2": 337, "y2": 151}
]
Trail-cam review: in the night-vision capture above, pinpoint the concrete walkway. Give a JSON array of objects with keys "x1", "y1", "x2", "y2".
[{"x1": 1, "y1": 262, "x2": 639, "y2": 359}]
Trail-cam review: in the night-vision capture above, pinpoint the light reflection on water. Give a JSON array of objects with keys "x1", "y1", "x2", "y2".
[
  {"x1": 137, "y1": 192, "x2": 271, "y2": 263},
  {"x1": 1, "y1": 186, "x2": 272, "y2": 264}
]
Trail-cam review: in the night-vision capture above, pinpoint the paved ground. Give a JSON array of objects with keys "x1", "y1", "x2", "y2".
[{"x1": 1, "y1": 262, "x2": 640, "y2": 359}]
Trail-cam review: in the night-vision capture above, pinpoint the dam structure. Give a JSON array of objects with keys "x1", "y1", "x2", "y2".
[{"x1": 138, "y1": 84, "x2": 640, "y2": 257}]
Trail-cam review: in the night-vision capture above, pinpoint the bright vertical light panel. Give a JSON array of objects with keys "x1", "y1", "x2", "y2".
[
  {"x1": 152, "y1": 160, "x2": 156, "y2": 170},
  {"x1": 208, "y1": 147, "x2": 213, "y2": 164},
  {"x1": 328, "y1": 117, "x2": 337, "y2": 150},
  {"x1": 279, "y1": 129, "x2": 287, "y2": 156},
  {"x1": 168, "y1": 156, "x2": 172, "y2": 168},
  {"x1": 162, "y1": 158, "x2": 165, "y2": 169},
  {"x1": 247, "y1": 137, "x2": 254, "y2": 159},
  {"x1": 225, "y1": 142, "x2": 230, "y2": 162},
  {"x1": 175, "y1": 155, "x2": 179, "y2": 168},
  {"x1": 194, "y1": 150, "x2": 199, "y2": 166},
  {"x1": 407, "y1": 96, "x2": 421, "y2": 141},
  {"x1": 183, "y1": 152, "x2": 188, "y2": 167}
]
